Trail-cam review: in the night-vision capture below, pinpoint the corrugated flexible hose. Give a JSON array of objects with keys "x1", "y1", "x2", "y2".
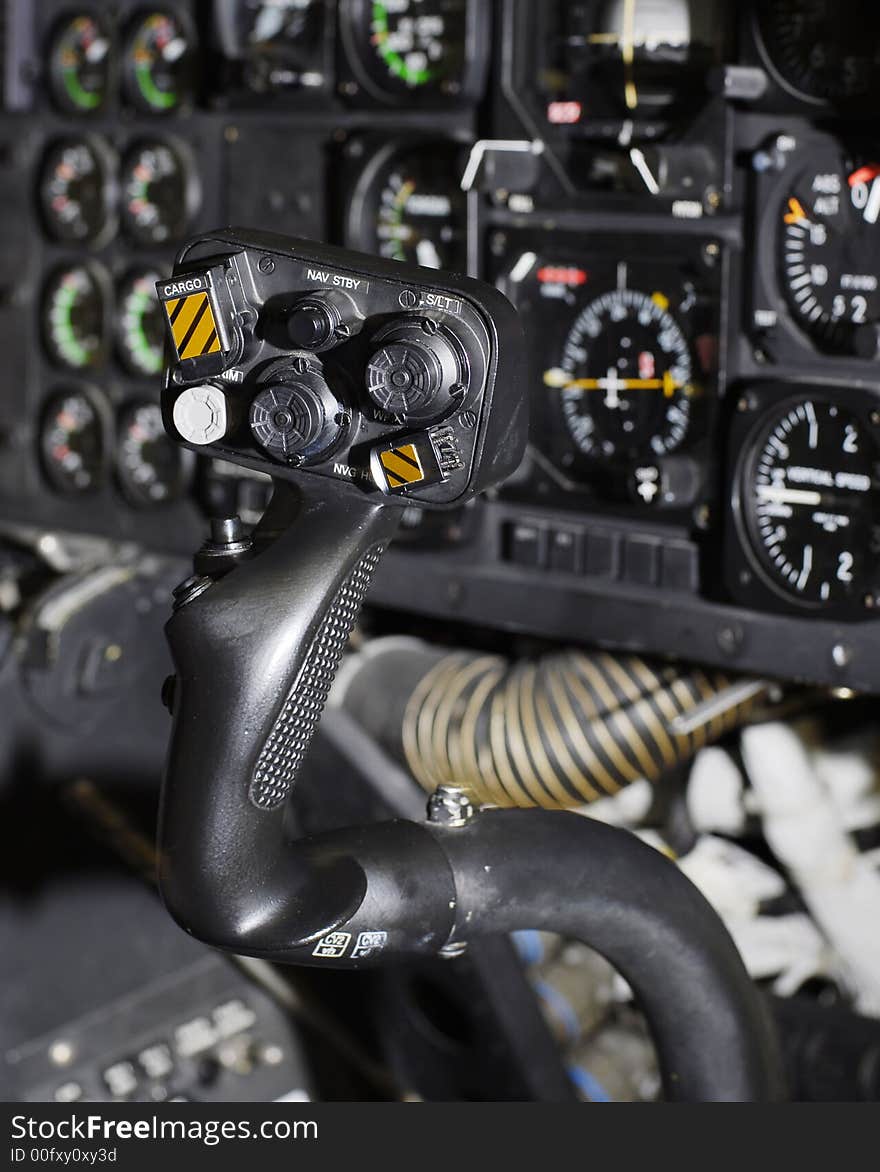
[{"x1": 338, "y1": 640, "x2": 757, "y2": 809}]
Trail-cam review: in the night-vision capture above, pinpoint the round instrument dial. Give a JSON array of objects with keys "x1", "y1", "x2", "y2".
[
  {"x1": 780, "y1": 151, "x2": 880, "y2": 354},
  {"x1": 123, "y1": 10, "x2": 195, "y2": 113},
  {"x1": 543, "y1": 289, "x2": 695, "y2": 460},
  {"x1": 117, "y1": 269, "x2": 165, "y2": 376},
  {"x1": 117, "y1": 401, "x2": 190, "y2": 506},
  {"x1": 224, "y1": 0, "x2": 329, "y2": 94},
  {"x1": 120, "y1": 139, "x2": 198, "y2": 246},
  {"x1": 740, "y1": 397, "x2": 880, "y2": 607},
  {"x1": 341, "y1": 0, "x2": 473, "y2": 101},
  {"x1": 38, "y1": 137, "x2": 115, "y2": 246},
  {"x1": 347, "y1": 140, "x2": 467, "y2": 271},
  {"x1": 48, "y1": 12, "x2": 112, "y2": 114},
  {"x1": 755, "y1": 0, "x2": 880, "y2": 106},
  {"x1": 42, "y1": 263, "x2": 109, "y2": 372},
  {"x1": 40, "y1": 388, "x2": 106, "y2": 494}
]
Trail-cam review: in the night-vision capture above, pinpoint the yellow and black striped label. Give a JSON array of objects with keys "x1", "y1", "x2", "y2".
[
  {"x1": 378, "y1": 443, "x2": 425, "y2": 488},
  {"x1": 163, "y1": 291, "x2": 222, "y2": 361}
]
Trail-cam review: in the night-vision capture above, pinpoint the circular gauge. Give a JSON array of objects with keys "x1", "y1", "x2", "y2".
[
  {"x1": 123, "y1": 10, "x2": 195, "y2": 113},
  {"x1": 755, "y1": 0, "x2": 880, "y2": 106},
  {"x1": 543, "y1": 289, "x2": 695, "y2": 460},
  {"x1": 40, "y1": 388, "x2": 106, "y2": 494},
  {"x1": 340, "y1": 0, "x2": 477, "y2": 102},
  {"x1": 38, "y1": 137, "x2": 116, "y2": 246},
  {"x1": 218, "y1": 0, "x2": 330, "y2": 94},
  {"x1": 778, "y1": 149, "x2": 880, "y2": 354},
  {"x1": 347, "y1": 140, "x2": 467, "y2": 270},
  {"x1": 120, "y1": 139, "x2": 198, "y2": 245},
  {"x1": 117, "y1": 268, "x2": 165, "y2": 376},
  {"x1": 42, "y1": 263, "x2": 109, "y2": 372},
  {"x1": 47, "y1": 12, "x2": 112, "y2": 114},
  {"x1": 548, "y1": 0, "x2": 720, "y2": 125},
  {"x1": 739, "y1": 397, "x2": 880, "y2": 608},
  {"x1": 117, "y1": 401, "x2": 190, "y2": 506}
]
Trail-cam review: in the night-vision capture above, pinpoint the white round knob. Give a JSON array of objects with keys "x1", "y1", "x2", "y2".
[{"x1": 172, "y1": 384, "x2": 227, "y2": 446}]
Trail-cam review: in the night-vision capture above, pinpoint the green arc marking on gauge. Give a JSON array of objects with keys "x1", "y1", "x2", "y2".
[
  {"x1": 135, "y1": 62, "x2": 177, "y2": 110},
  {"x1": 63, "y1": 68, "x2": 102, "y2": 110},
  {"x1": 123, "y1": 282, "x2": 163, "y2": 375},
  {"x1": 371, "y1": 3, "x2": 434, "y2": 87},
  {"x1": 50, "y1": 280, "x2": 93, "y2": 368}
]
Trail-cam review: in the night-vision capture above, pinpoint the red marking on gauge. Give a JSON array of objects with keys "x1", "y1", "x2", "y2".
[
  {"x1": 537, "y1": 266, "x2": 588, "y2": 287},
  {"x1": 849, "y1": 164, "x2": 880, "y2": 187}
]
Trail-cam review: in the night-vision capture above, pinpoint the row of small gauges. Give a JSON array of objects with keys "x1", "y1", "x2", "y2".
[
  {"x1": 39, "y1": 389, "x2": 190, "y2": 504},
  {"x1": 45, "y1": 2, "x2": 880, "y2": 121},
  {"x1": 42, "y1": 262, "x2": 165, "y2": 378},
  {"x1": 38, "y1": 135, "x2": 196, "y2": 249},
  {"x1": 43, "y1": 2, "x2": 484, "y2": 112}
]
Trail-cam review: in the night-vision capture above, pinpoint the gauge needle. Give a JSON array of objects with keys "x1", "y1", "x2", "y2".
[
  {"x1": 543, "y1": 367, "x2": 684, "y2": 397},
  {"x1": 784, "y1": 197, "x2": 810, "y2": 226},
  {"x1": 755, "y1": 485, "x2": 822, "y2": 506},
  {"x1": 864, "y1": 177, "x2": 880, "y2": 225}
]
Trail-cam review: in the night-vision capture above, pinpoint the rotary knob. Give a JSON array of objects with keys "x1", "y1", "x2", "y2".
[
  {"x1": 249, "y1": 360, "x2": 347, "y2": 465},
  {"x1": 286, "y1": 290, "x2": 363, "y2": 352},
  {"x1": 365, "y1": 320, "x2": 463, "y2": 424}
]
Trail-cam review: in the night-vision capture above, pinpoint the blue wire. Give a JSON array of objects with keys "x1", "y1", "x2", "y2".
[{"x1": 568, "y1": 1064, "x2": 614, "y2": 1103}]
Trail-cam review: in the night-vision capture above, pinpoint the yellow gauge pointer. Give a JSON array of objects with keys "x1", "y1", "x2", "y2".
[
  {"x1": 543, "y1": 367, "x2": 689, "y2": 398},
  {"x1": 784, "y1": 196, "x2": 809, "y2": 226}
]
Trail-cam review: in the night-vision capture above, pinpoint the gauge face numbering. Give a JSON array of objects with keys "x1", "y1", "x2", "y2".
[
  {"x1": 123, "y1": 9, "x2": 195, "y2": 113},
  {"x1": 39, "y1": 137, "x2": 115, "y2": 246},
  {"x1": 544, "y1": 289, "x2": 694, "y2": 460},
  {"x1": 117, "y1": 269, "x2": 165, "y2": 376},
  {"x1": 342, "y1": 0, "x2": 470, "y2": 101},
  {"x1": 742, "y1": 398, "x2": 880, "y2": 607},
  {"x1": 117, "y1": 401, "x2": 189, "y2": 506},
  {"x1": 349, "y1": 140, "x2": 466, "y2": 271},
  {"x1": 42, "y1": 263, "x2": 108, "y2": 372},
  {"x1": 120, "y1": 139, "x2": 197, "y2": 245},
  {"x1": 780, "y1": 151, "x2": 880, "y2": 354},
  {"x1": 756, "y1": 0, "x2": 880, "y2": 105},
  {"x1": 48, "y1": 13, "x2": 112, "y2": 114},
  {"x1": 40, "y1": 389, "x2": 105, "y2": 495}
]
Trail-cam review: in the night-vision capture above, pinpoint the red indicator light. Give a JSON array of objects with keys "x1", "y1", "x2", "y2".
[
  {"x1": 547, "y1": 101, "x2": 582, "y2": 125},
  {"x1": 537, "y1": 266, "x2": 588, "y2": 287}
]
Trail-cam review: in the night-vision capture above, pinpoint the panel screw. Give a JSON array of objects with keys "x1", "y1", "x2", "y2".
[
  {"x1": 716, "y1": 623, "x2": 743, "y2": 656},
  {"x1": 49, "y1": 1040, "x2": 75, "y2": 1067},
  {"x1": 422, "y1": 318, "x2": 440, "y2": 335},
  {"x1": 459, "y1": 409, "x2": 477, "y2": 428},
  {"x1": 292, "y1": 356, "x2": 311, "y2": 374},
  {"x1": 399, "y1": 289, "x2": 418, "y2": 309},
  {"x1": 427, "y1": 785, "x2": 475, "y2": 827},
  {"x1": 258, "y1": 255, "x2": 276, "y2": 274}
]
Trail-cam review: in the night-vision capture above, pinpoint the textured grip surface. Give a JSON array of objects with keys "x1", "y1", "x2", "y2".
[{"x1": 249, "y1": 544, "x2": 386, "y2": 809}]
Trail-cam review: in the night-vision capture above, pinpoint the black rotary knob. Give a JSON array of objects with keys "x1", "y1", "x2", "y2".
[
  {"x1": 365, "y1": 321, "x2": 462, "y2": 424},
  {"x1": 249, "y1": 360, "x2": 347, "y2": 464},
  {"x1": 286, "y1": 290, "x2": 362, "y2": 352},
  {"x1": 250, "y1": 385, "x2": 322, "y2": 459}
]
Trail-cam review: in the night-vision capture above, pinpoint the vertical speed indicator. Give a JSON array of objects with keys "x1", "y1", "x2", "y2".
[{"x1": 740, "y1": 397, "x2": 880, "y2": 608}]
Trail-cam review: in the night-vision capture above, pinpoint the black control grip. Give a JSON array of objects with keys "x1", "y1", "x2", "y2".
[{"x1": 163, "y1": 476, "x2": 399, "y2": 812}]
